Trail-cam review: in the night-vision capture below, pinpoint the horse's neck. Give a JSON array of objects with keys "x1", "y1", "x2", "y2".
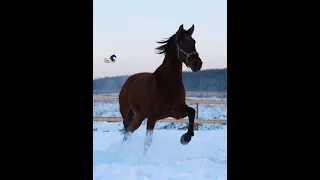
[{"x1": 155, "y1": 56, "x2": 183, "y2": 89}]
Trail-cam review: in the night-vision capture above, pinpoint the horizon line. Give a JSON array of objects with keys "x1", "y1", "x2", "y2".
[{"x1": 93, "y1": 67, "x2": 227, "y2": 80}]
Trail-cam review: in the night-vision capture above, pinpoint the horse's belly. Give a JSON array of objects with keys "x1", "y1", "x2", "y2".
[{"x1": 153, "y1": 102, "x2": 186, "y2": 120}]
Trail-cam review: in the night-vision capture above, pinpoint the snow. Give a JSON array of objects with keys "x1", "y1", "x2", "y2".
[
  {"x1": 93, "y1": 127, "x2": 227, "y2": 180},
  {"x1": 93, "y1": 92, "x2": 227, "y2": 180}
]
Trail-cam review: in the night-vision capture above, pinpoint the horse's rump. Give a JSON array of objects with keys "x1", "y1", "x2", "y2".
[{"x1": 119, "y1": 72, "x2": 154, "y2": 117}]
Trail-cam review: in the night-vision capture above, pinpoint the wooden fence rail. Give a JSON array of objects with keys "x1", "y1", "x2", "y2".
[
  {"x1": 93, "y1": 117, "x2": 226, "y2": 130},
  {"x1": 93, "y1": 117, "x2": 226, "y2": 124},
  {"x1": 93, "y1": 96, "x2": 227, "y2": 105},
  {"x1": 93, "y1": 90, "x2": 227, "y2": 94}
]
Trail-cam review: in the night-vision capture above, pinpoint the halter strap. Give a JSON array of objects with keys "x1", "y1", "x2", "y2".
[{"x1": 175, "y1": 33, "x2": 198, "y2": 67}]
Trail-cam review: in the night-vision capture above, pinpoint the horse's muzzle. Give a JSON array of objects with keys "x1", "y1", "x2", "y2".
[{"x1": 190, "y1": 61, "x2": 202, "y2": 72}]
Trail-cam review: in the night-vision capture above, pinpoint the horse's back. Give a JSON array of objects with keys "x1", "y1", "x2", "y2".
[{"x1": 121, "y1": 72, "x2": 152, "y2": 92}]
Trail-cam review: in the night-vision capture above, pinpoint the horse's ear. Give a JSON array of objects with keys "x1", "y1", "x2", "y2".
[
  {"x1": 187, "y1": 24, "x2": 195, "y2": 35},
  {"x1": 178, "y1": 24, "x2": 184, "y2": 32}
]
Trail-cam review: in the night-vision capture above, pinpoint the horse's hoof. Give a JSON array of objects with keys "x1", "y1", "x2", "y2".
[
  {"x1": 180, "y1": 133, "x2": 191, "y2": 145},
  {"x1": 143, "y1": 151, "x2": 148, "y2": 156}
]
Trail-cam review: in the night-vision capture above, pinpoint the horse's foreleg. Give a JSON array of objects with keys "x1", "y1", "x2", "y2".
[
  {"x1": 180, "y1": 106, "x2": 195, "y2": 145},
  {"x1": 144, "y1": 119, "x2": 156, "y2": 155}
]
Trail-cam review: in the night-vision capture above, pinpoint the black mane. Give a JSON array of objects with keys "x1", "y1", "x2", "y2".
[{"x1": 155, "y1": 34, "x2": 176, "y2": 55}]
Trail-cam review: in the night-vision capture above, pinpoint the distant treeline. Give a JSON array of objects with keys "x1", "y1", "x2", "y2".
[{"x1": 93, "y1": 68, "x2": 227, "y2": 91}]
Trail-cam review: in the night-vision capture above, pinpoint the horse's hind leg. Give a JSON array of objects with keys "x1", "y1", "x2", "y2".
[
  {"x1": 119, "y1": 97, "x2": 130, "y2": 130},
  {"x1": 122, "y1": 114, "x2": 146, "y2": 145},
  {"x1": 121, "y1": 109, "x2": 134, "y2": 143},
  {"x1": 128, "y1": 114, "x2": 145, "y2": 132},
  {"x1": 143, "y1": 118, "x2": 156, "y2": 155}
]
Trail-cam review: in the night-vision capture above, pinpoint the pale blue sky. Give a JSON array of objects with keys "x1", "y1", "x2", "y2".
[{"x1": 93, "y1": 0, "x2": 227, "y2": 78}]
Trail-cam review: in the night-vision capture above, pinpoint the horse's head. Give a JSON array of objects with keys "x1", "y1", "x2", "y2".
[{"x1": 175, "y1": 24, "x2": 202, "y2": 72}]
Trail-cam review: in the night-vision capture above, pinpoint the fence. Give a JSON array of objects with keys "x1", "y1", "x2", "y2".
[
  {"x1": 93, "y1": 95, "x2": 227, "y2": 130},
  {"x1": 93, "y1": 90, "x2": 227, "y2": 94}
]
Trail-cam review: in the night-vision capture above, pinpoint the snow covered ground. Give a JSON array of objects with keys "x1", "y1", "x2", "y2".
[
  {"x1": 93, "y1": 92, "x2": 227, "y2": 180},
  {"x1": 94, "y1": 126, "x2": 227, "y2": 180}
]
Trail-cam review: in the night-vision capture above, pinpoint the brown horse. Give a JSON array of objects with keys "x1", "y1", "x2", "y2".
[{"x1": 118, "y1": 24, "x2": 203, "y2": 154}]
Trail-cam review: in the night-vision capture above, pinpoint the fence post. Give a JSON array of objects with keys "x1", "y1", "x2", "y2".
[
  {"x1": 195, "y1": 103, "x2": 199, "y2": 130},
  {"x1": 194, "y1": 123, "x2": 199, "y2": 130},
  {"x1": 196, "y1": 103, "x2": 199, "y2": 119}
]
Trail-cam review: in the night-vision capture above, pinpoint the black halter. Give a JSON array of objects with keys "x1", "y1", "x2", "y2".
[{"x1": 175, "y1": 33, "x2": 198, "y2": 67}]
